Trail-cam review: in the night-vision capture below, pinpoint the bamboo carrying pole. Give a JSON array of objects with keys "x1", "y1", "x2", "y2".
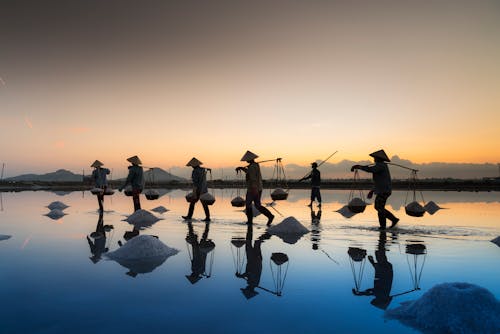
[{"x1": 299, "y1": 151, "x2": 338, "y2": 180}]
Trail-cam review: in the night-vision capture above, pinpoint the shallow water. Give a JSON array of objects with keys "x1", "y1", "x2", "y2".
[{"x1": 0, "y1": 189, "x2": 499, "y2": 334}]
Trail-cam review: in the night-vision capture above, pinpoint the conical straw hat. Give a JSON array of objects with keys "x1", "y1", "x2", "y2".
[
  {"x1": 186, "y1": 157, "x2": 203, "y2": 167},
  {"x1": 126, "y1": 155, "x2": 142, "y2": 165},
  {"x1": 91, "y1": 160, "x2": 104, "y2": 168},
  {"x1": 369, "y1": 149, "x2": 390, "y2": 162},
  {"x1": 240, "y1": 150, "x2": 259, "y2": 162}
]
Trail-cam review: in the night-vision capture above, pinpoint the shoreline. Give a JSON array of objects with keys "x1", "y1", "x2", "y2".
[{"x1": 1, "y1": 179, "x2": 499, "y2": 192}]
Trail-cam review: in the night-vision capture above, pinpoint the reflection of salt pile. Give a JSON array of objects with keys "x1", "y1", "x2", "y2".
[
  {"x1": 46, "y1": 209, "x2": 66, "y2": 220},
  {"x1": 151, "y1": 206, "x2": 169, "y2": 214},
  {"x1": 424, "y1": 201, "x2": 442, "y2": 215},
  {"x1": 348, "y1": 197, "x2": 366, "y2": 213},
  {"x1": 405, "y1": 201, "x2": 426, "y2": 217},
  {"x1": 106, "y1": 235, "x2": 179, "y2": 276},
  {"x1": 491, "y1": 236, "x2": 500, "y2": 247},
  {"x1": 47, "y1": 201, "x2": 69, "y2": 210},
  {"x1": 385, "y1": 282, "x2": 500, "y2": 334},
  {"x1": 267, "y1": 216, "x2": 310, "y2": 244},
  {"x1": 335, "y1": 205, "x2": 358, "y2": 219},
  {"x1": 124, "y1": 209, "x2": 161, "y2": 229},
  {"x1": 0, "y1": 235, "x2": 11, "y2": 241}
]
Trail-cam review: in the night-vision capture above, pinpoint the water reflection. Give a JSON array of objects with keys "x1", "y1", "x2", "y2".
[
  {"x1": 352, "y1": 231, "x2": 394, "y2": 310},
  {"x1": 86, "y1": 211, "x2": 114, "y2": 263},
  {"x1": 185, "y1": 221, "x2": 216, "y2": 284},
  {"x1": 310, "y1": 207, "x2": 322, "y2": 250}
]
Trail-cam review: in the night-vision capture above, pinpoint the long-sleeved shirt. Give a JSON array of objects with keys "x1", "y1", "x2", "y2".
[
  {"x1": 246, "y1": 162, "x2": 263, "y2": 191},
  {"x1": 191, "y1": 166, "x2": 208, "y2": 194},
  {"x1": 359, "y1": 162, "x2": 392, "y2": 194},
  {"x1": 123, "y1": 165, "x2": 144, "y2": 191},
  {"x1": 92, "y1": 168, "x2": 110, "y2": 188},
  {"x1": 304, "y1": 168, "x2": 321, "y2": 187}
]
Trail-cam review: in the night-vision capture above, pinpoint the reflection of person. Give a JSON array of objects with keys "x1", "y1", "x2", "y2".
[
  {"x1": 119, "y1": 155, "x2": 144, "y2": 212},
  {"x1": 91, "y1": 160, "x2": 110, "y2": 212},
  {"x1": 183, "y1": 157, "x2": 211, "y2": 222},
  {"x1": 300, "y1": 162, "x2": 321, "y2": 207},
  {"x1": 236, "y1": 150, "x2": 274, "y2": 226},
  {"x1": 185, "y1": 221, "x2": 215, "y2": 284},
  {"x1": 352, "y1": 231, "x2": 394, "y2": 309},
  {"x1": 236, "y1": 224, "x2": 266, "y2": 299},
  {"x1": 351, "y1": 149, "x2": 399, "y2": 230},
  {"x1": 310, "y1": 207, "x2": 322, "y2": 250},
  {"x1": 86, "y1": 211, "x2": 113, "y2": 263}
]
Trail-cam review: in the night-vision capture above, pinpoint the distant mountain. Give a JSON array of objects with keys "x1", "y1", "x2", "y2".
[
  {"x1": 122, "y1": 167, "x2": 187, "y2": 183},
  {"x1": 5, "y1": 169, "x2": 83, "y2": 182}
]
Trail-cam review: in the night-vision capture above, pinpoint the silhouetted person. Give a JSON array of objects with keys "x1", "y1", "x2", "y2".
[
  {"x1": 300, "y1": 162, "x2": 321, "y2": 207},
  {"x1": 185, "y1": 221, "x2": 215, "y2": 284},
  {"x1": 183, "y1": 157, "x2": 211, "y2": 222},
  {"x1": 91, "y1": 160, "x2": 110, "y2": 212},
  {"x1": 86, "y1": 211, "x2": 113, "y2": 263},
  {"x1": 119, "y1": 155, "x2": 144, "y2": 212},
  {"x1": 351, "y1": 149, "x2": 399, "y2": 230},
  {"x1": 352, "y1": 230, "x2": 393, "y2": 310},
  {"x1": 235, "y1": 224, "x2": 272, "y2": 299},
  {"x1": 310, "y1": 207, "x2": 322, "y2": 250},
  {"x1": 236, "y1": 150, "x2": 274, "y2": 226}
]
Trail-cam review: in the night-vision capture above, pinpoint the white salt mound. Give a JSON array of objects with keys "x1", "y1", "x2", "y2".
[
  {"x1": 47, "y1": 201, "x2": 69, "y2": 210},
  {"x1": 385, "y1": 282, "x2": 500, "y2": 334},
  {"x1": 46, "y1": 209, "x2": 66, "y2": 219},
  {"x1": 106, "y1": 235, "x2": 179, "y2": 261},
  {"x1": 491, "y1": 236, "x2": 500, "y2": 247},
  {"x1": 335, "y1": 205, "x2": 357, "y2": 219},
  {"x1": 424, "y1": 201, "x2": 441, "y2": 215},
  {"x1": 267, "y1": 216, "x2": 310, "y2": 235},
  {"x1": 125, "y1": 209, "x2": 161, "y2": 226},
  {"x1": 0, "y1": 235, "x2": 12, "y2": 241},
  {"x1": 151, "y1": 206, "x2": 169, "y2": 214}
]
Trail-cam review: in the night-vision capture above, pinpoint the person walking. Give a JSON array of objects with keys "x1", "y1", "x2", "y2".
[
  {"x1": 91, "y1": 160, "x2": 110, "y2": 212},
  {"x1": 119, "y1": 155, "x2": 144, "y2": 212},
  {"x1": 183, "y1": 157, "x2": 211, "y2": 222},
  {"x1": 300, "y1": 162, "x2": 322, "y2": 207},
  {"x1": 236, "y1": 150, "x2": 274, "y2": 226},
  {"x1": 351, "y1": 149, "x2": 399, "y2": 230}
]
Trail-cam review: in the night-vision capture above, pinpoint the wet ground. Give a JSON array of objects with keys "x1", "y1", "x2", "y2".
[{"x1": 0, "y1": 189, "x2": 499, "y2": 333}]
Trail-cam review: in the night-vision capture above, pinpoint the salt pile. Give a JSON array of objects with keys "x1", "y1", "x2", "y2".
[
  {"x1": 231, "y1": 196, "x2": 245, "y2": 207},
  {"x1": 491, "y1": 236, "x2": 500, "y2": 247},
  {"x1": 106, "y1": 235, "x2": 179, "y2": 275},
  {"x1": 46, "y1": 209, "x2": 66, "y2": 220},
  {"x1": 405, "y1": 201, "x2": 426, "y2": 217},
  {"x1": 0, "y1": 235, "x2": 11, "y2": 241},
  {"x1": 124, "y1": 209, "x2": 161, "y2": 228},
  {"x1": 268, "y1": 217, "x2": 309, "y2": 234},
  {"x1": 200, "y1": 192, "x2": 216, "y2": 205},
  {"x1": 151, "y1": 206, "x2": 169, "y2": 214},
  {"x1": 348, "y1": 197, "x2": 366, "y2": 213},
  {"x1": 424, "y1": 201, "x2": 441, "y2": 215},
  {"x1": 106, "y1": 235, "x2": 178, "y2": 261},
  {"x1": 47, "y1": 201, "x2": 69, "y2": 210},
  {"x1": 335, "y1": 205, "x2": 358, "y2": 219},
  {"x1": 385, "y1": 282, "x2": 500, "y2": 334}
]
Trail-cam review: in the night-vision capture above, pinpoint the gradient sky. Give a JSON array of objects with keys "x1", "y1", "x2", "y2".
[{"x1": 1, "y1": 0, "x2": 499, "y2": 177}]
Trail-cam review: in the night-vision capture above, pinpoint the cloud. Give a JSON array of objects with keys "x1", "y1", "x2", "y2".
[
  {"x1": 54, "y1": 141, "x2": 65, "y2": 149},
  {"x1": 70, "y1": 127, "x2": 90, "y2": 134},
  {"x1": 23, "y1": 116, "x2": 33, "y2": 129}
]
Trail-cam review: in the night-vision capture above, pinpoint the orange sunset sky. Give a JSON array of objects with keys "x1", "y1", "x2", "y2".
[{"x1": 1, "y1": 1, "x2": 499, "y2": 177}]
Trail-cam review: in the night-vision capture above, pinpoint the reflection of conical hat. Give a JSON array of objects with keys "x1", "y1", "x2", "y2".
[
  {"x1": 91, "y1": 160, "x2": 104, "y2": 168},
  {"x1": 369, "y1": 150, "x2": 390, "y2": 162},
  {"x1": 186, "y1": 157, "x2": 203, "y2": 167},
  {"x1": 127, "y1": 155, "x2": 142, "y2": 165},
  {"x1": 240, "y1": 150, "x2": 258, "y2": 162}
]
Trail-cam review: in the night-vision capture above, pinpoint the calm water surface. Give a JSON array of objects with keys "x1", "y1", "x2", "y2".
[{"x1": 0, "y1": 189, "x2": 499, "y2": 334}]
